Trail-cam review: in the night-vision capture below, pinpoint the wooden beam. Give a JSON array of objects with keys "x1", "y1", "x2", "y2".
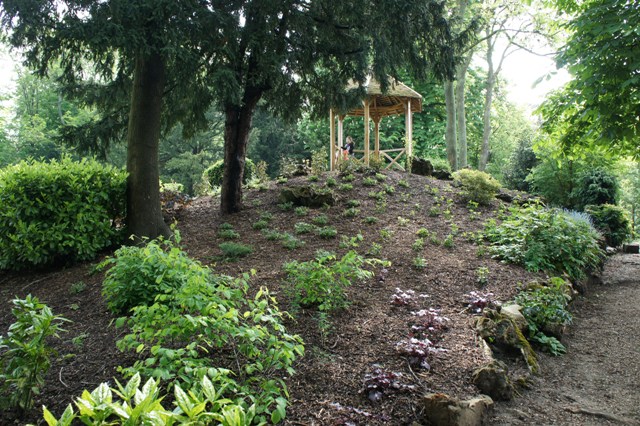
[
  {"x1": 364, "y1": 99, "x2": 370, "y2": 165},
  {"x1": 373, "y1": 116, "x2": 381, "y2": 158},
  {"x1": 329, "y1": 109, "x2": 335, "y2": 171},
  {"x1": 406, "y1": 99, "x2": 413, "y2": 159}
]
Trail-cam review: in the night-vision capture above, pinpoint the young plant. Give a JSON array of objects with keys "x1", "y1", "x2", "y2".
[
  {"x1": 383, "y1": 184, "x2": 395, "y2": 194},
  {"x1": 316, "y1": 226, "x2": 338, "y2": 239},
  {"x1": 262, "y1": 229, "x2": 286, "y2": 241},
  {"x1": 363, "y1": 216, "x2": 379, "y2": 225},
  {"x1": 219, "y1": 242, "x2": 253, "y2": 260},
  {"x1": 283, "y1": 250, "x2": 375, "y2": 313},
  {"x1": 397, "y1": 216, "x2": 409, "y2": 227},
  {"x1": 346, "y1": 199, "x2": 361, "y2": 208},
  {"x1": 325, "y1": 176, "x2": 337, "y2": 187},
  {"x1": 428, "y1": 207, "x2": 441, "y2": 217},
  {"x1": 217, "y1": 228, "x2": 240, "y2": 240},
  {"x1": 311, "y1": 214, "x2": 329, "y2": 226},
  {"x1": 363, "y1": 366, "x2": 415, "y2": 402},
  {"x1": 379, "y1": 228, "x2": 393, "y2": 240},
  {"x1": 476, "y1": 267, "x2": 490, "y2": 286},
  {"x1": 278, "y1": 201, "x2": 294, "y2": 211},
  {"x1": 416, "y1": 228, "x2": 430, "y2": 238},
  {"x1": 398, "y1": 179, "x2": 410, "y2": 188},
  {"x1": 442, "y1": 234, "x2": 454, "y2": 248},
  {"x1": 412, "y1": 256, "x2": 427, "y2": 269},
  {"x1": 368, "y1": 190, "x2": 385, "y2": 201},
  {"x1": 368, "y1": 242, "x2": 383, "y2": 257},
  {"x1": 339, "y1": 233, "x2": 363, "y2": 249},
  {"x1": 395, "y1": 338, "x2": 445, "y2": 370},
  {"x1": 69, "y1": 281, "x2": 87, "y2": 294},
  {"x1": 363, "y1": 177, "x2": 377, "y2": 186},
  {"x1": 338, "y1": 183, "x2": 353, "y2": 191},
  {"x1": 0, "y1": 295, "x2": 67, "y2": 411},
  {"x1": 307, "y1": 175, "x2": 319, "y2": 182},
  {"x1": 341, "y1": 174, "x2": 355, "y2": 182},
  {"x1": 343, "y1": 207, "x2": 360, "y2": 218},
  {"x1": 294, "y1": 206, "x2": 309, "y2": 216},
  {"x1": 412, "y1": 238, "x2": 425, "y2": 252},
  {"x1": 390, "y1": 288, "x2": 427, "y2": 306},
  {"x1": 282, "y1": 233, "x2": 305, "y2": 250},
  {"x1": 465, "y1": 291, "x2": 495, "y2": 313},
  {"x1": 253, "y1": 219, "x2": 269, "y2": 230},
  {"x1": 374, "y1": 173, "x2": 387, "y2": 182},
  {"x1": 410, "y1": 308, "x2": 449, "y2": 339},
  {"x1": 294, "y1": 222, "x2": 316, "y2": 234}
]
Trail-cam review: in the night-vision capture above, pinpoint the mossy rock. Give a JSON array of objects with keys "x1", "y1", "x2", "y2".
[
  {"x1": 279, "y1": 185, "x2": 336, "y2": 207},
  {"x1": 472, "y1": 360, "x2": 514, "y2": 401},
  {"x1": 475, "y1": 309, "x2": 538, "y2": 373}
]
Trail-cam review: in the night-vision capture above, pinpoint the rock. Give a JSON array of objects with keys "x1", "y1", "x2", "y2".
[
  {"x1": 495, "y1": 191, "x2": 514, "y2": 203},
  {"x1": 278, "y1": 185, "x2": 336, "y2": 207},
  {"x1": 472, "y1": 360, "x2": 513, "y2": 401},
  {"x1": 412, "y1": 157, "x2": 434, "y2": 177},
  {"x1": 421, "y1": 393, "x2": 494, "y2": 426},
  {"x1": 475, "y1": 309, "x2": 538, "y2": 373},
  {"x1": 432, "y1": 169, "x2": 453, "y2": 180},
  {"x1": 622, "y1": 243, "x2": 639, "y2": 254},
  {"x1": 500, "y1": 304, "x2": 528, "y2": 334}
]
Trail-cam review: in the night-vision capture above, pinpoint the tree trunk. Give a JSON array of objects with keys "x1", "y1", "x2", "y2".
[
  {"x1": 125, "y1": 52, "x2": 170, "y2": 241},
  {"x1": 220, "y1": 88, "x2": 262, "y2": 214},
  {"x1": 455, "y1": 54, "x2": 473, "y2": 169},
  {"x1": 479, "y1": 33, "x2": 495, "y2": 171},
  {"x1": 444, "y1": 80, "x2": 458, "y2": 171}
]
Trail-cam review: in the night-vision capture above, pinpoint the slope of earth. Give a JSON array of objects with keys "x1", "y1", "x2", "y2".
[
  {"x1": 492, "y1": 254, "x2": 640, "y2": 426},
  {"x1": 1, "y1": 170, "x2": 544, "y2": 425}
]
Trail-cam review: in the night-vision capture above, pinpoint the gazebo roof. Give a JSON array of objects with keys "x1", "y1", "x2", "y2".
[{"x1": 346, "y1": 77, "x2": 423, "y2": 118}]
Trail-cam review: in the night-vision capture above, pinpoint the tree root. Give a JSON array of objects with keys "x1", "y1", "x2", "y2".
[{"x1": 565, "y1": 406, "x2": 640, "y2": 425}]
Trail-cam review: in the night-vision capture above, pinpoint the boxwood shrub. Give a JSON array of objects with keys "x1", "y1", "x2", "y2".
[
  {"x1": 203, "y1": 158, "x2": 255, "y2": 188},
  {"x1": 0, "y1": 157, "x2": 126, "y2": 270},
  {"x1": 453, "y1": 169, "x2": 501, "y2": 205}
]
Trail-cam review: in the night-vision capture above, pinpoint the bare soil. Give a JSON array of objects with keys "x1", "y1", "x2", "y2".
[{"x1": 0, "y1": 170, "x2": 638, "y2": 425}]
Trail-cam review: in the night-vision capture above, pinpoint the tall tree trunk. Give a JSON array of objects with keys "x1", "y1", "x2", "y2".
[
  {"x1": 455, "y1": 54, "x2": 473, "y2": 169},
  {"x1": 479, "y1": 32, "x2": 495, "y2": 171},
  {"x1": 220, "y1": 88, "x2": 262, "y2": 214},
  {"x1": 125, "y1": 52, "x2": 170, "y2": 241},
  {"x1": 444, "y1": 80, "x2": 458, "y2": 171}
]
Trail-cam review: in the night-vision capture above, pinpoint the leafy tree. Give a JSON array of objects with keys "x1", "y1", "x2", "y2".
[
  {"x1": 1, "y1": 1, "x2": 461, "y2": 239},
  {"x1": 540, "y1": 0, "x2": 640, "y2": 156}
]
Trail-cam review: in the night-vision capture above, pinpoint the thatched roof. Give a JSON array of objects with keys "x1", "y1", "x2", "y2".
[{"x1": 346, "y1": 77, "x2": 423, "y2": 118}]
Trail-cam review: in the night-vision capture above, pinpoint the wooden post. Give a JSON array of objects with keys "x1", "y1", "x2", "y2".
[
  {"x1": 364, "y1": 99, "x2": 370, "y2": 165},
  {"x1": 406, "y1": 99, "x2": 413, "y2": 158},
  {"x1": 373, "y1": 116, "x2": 381, "y2": 160},
  {"x1": 329, "y1": 108, "x2": 335, "y2": 170},
  {"x1": 338, "y1": 115, "x2": 344, "y2": 153}
]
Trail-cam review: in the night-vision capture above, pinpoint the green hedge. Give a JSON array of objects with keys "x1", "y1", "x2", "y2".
[
  {"x1": 0, "y1": 157, "x2": 127, "y2": 270},
  {"x1": 453, "y1": 169, "x2": 501, "y2": 205},
  {"x1": 203, "y1": 158, "x2": 255, "y2": 188},
  {"x1": 584, "y1": 204, "x2": 631, "y2": 247}
]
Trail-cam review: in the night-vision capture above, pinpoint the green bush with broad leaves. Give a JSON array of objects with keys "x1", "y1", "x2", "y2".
[
  {"x1": 453, "y1": 169, "x2": 501, "y2": 205},
  {"x1": 102, "y1": 238, "x2": 303, "y2": 424},
  {"x1": 0, "y1": 295, "x2": 67, "y2": 411},
  {"x1": 41, "y1": 374, "x2": 259, "y2": 426},
  {"x1": 203, "y1": 158, "x2": 255, "y2": 188},
  {"x1": 100, "y1": 234, "x2": 208, "y2": 314},
  {"x1": 485, "y1": 205, "x2": 604, "y2": 281},
  {"x1": 584, "y1": 204, "x2": 631, "y2": 247},
  {"x1": 513, "y1": 277, "x2": 573, "y2": 356},
  {"x1": 283, "y1": 250, "x2": 378, "y2": 313},
  {"x1": 0, "y1": 157, "x2": 127, "y2": 270}
]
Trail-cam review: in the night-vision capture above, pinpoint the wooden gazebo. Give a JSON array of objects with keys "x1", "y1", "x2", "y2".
[{"x1": 329, "y1": 77, "x2": 423, "y2": 170}]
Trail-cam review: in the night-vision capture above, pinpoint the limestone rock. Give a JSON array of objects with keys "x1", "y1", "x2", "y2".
[
  {"x1": 278, "y1": 185, "x2": 335, "y2": 207},
  {"x1": 472, "y1": 360, "x2": 513, "y2": 401},
  {"x1": 421, "y1": 393, "x2": 494, "y2": 426},
  {"x1": 475, "y1": 309, "x2": 538, "y2": 373},
  {"x1": 500, "y1": 304, "x2": 528, "y2": 334}
]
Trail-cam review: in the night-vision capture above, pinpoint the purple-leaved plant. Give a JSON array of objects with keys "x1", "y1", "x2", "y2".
[
  {"x1": 362, "y1": 365, "x2": 416, "y2": 402},
  {"x1": 465, "y1": 291, "x2": 495, "y2": 313},
  {"x1": 395, "y1": 338, "x2": 447, "y2": 370}
]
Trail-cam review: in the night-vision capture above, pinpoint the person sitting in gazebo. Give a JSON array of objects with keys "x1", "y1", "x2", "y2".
[{"x1": 342, "y1": 136, "x2": 355, "y2": 160}]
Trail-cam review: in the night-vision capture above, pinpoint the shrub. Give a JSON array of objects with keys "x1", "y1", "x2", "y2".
[
  {"x1": 100, "y1": 235, "x2": 210, "y2": 314},
  {"x1": 453, "y1": 169, "x2": 501, "y2": 205},
  {"x1": 41, "y1": 375, "x2": 260, "y2": 426},
  {"x1": 584, "y1": 204, "x2": 631, "y2": 247},
  {"x1": 485, "y1": 205, "x2": 604, "y2": 281},
  {"x1": 0, "y1": 157, "x2": 127, "y2": 270},
  {"x1": 283, "y1": 250, "x2": 374, "y2": 313},
  {"x1": 503, "y1": 137, "x2": 537, "y2": 192},
  {"x1": 116, "y1": 269, "x2": 304, "y2": 423},
  {"x1": 0, "y1": 295, "x2": 67, "y2": 411},
  {"x1": 203, "y1": 158, "x2": 255, "y2": 188},
  {"x1": 573, "y1": 168, "x2": 619, "y2": 210}
]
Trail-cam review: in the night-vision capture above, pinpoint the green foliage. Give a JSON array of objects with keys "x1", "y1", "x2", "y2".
[
  {"x1": 573, "y1": 168, "x2": 619, "y2": 210},
  {"x1": 281, "y1": 233, "x2": 305, "y2": 250},
  {"x1": 218, "y1": 229, "x2": 240, "y2": 240},
  {"x1": 100, "y1": 236, "x2": 209, "y2": 314},
  {"x1": 315, "y1": 226, "x2": 338, "y2": 239},
  {"x1": 453, "y1": 169, "x2": 501, "y2": 205},
  {"x1": 343, "y1": 207, "x2": 360, "y2": 218},
  {"x1": 294, "y1": 206, "x2": 309, "y2": 216},
  {"x1": 485, "y1": 205, "x2": 604, "y2": 281},
  {"x1": 283, "y1": 250, "x2": 375, "y2": 313},
  {"x1": 363, "y1": 216, "x2": 378, "y2": 225},
  {"x1": 584, "y1": 204, "x2": 631, "y2": 247},
  {"x1": 0, "y1": 157, "x2": 127, "y2": 270},
  {"x1": 252, "y1": 219, "x2": 269, "y2": 230},
  {"x1": 116, "y1": 268, "x2": 304, "y2": 422},
  {"x1": 41, "y1": 374, "x2": 261, "y2": 426},
  {"x1": 0, "y1": 295, "x2": 67, "y2": 411},
  {"x1": 311, "y1": 214, "x2": 329, "y2": 226},
  {"x1": 514, "y1": 277, "x2": 572, "y2": 356},
  {"x1": 204, "y1": 159, "x2": 255, "y2": 188},
  {"x1": 294, "y1": 222, "x2": 315, "y2": 234},
  {"x1": 503, "y1": 136, "x2": 537, "y2": 192},
  {"x1": 310, "y1": 149, "x2": 327, "y2": 176},
  {"x1": 413, "y1": 257, "x2": 427, "y2": 269},
  {"x1": 219, "y1": 242, "x2": 253, "y2": 260}
]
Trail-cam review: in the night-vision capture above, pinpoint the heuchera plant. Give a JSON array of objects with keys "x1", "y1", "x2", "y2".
[
  {"x1": 363, "y1": 366, "x2": 416, "y2": 402},
  {"x1": 465, "y1": 291, "x2": 495, "y2": 313},
  {"x1": 410, "y1": 308, "x2": 449, "y2": 339},
  {"x1": 395, "y1": 338, "x2": 446, "y2": 370},
  {"x1": 390, "y1": 288, "x2": 428, "y2": 306}
]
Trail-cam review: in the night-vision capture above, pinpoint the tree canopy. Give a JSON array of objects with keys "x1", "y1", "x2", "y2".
[{"x1": 539, "y1": 0, "x2": 640, "y2": 157}]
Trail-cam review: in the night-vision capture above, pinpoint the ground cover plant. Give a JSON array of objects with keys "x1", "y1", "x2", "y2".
[{"x1": 0, "y1": 170, "x2": 575, "y2": 425}]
